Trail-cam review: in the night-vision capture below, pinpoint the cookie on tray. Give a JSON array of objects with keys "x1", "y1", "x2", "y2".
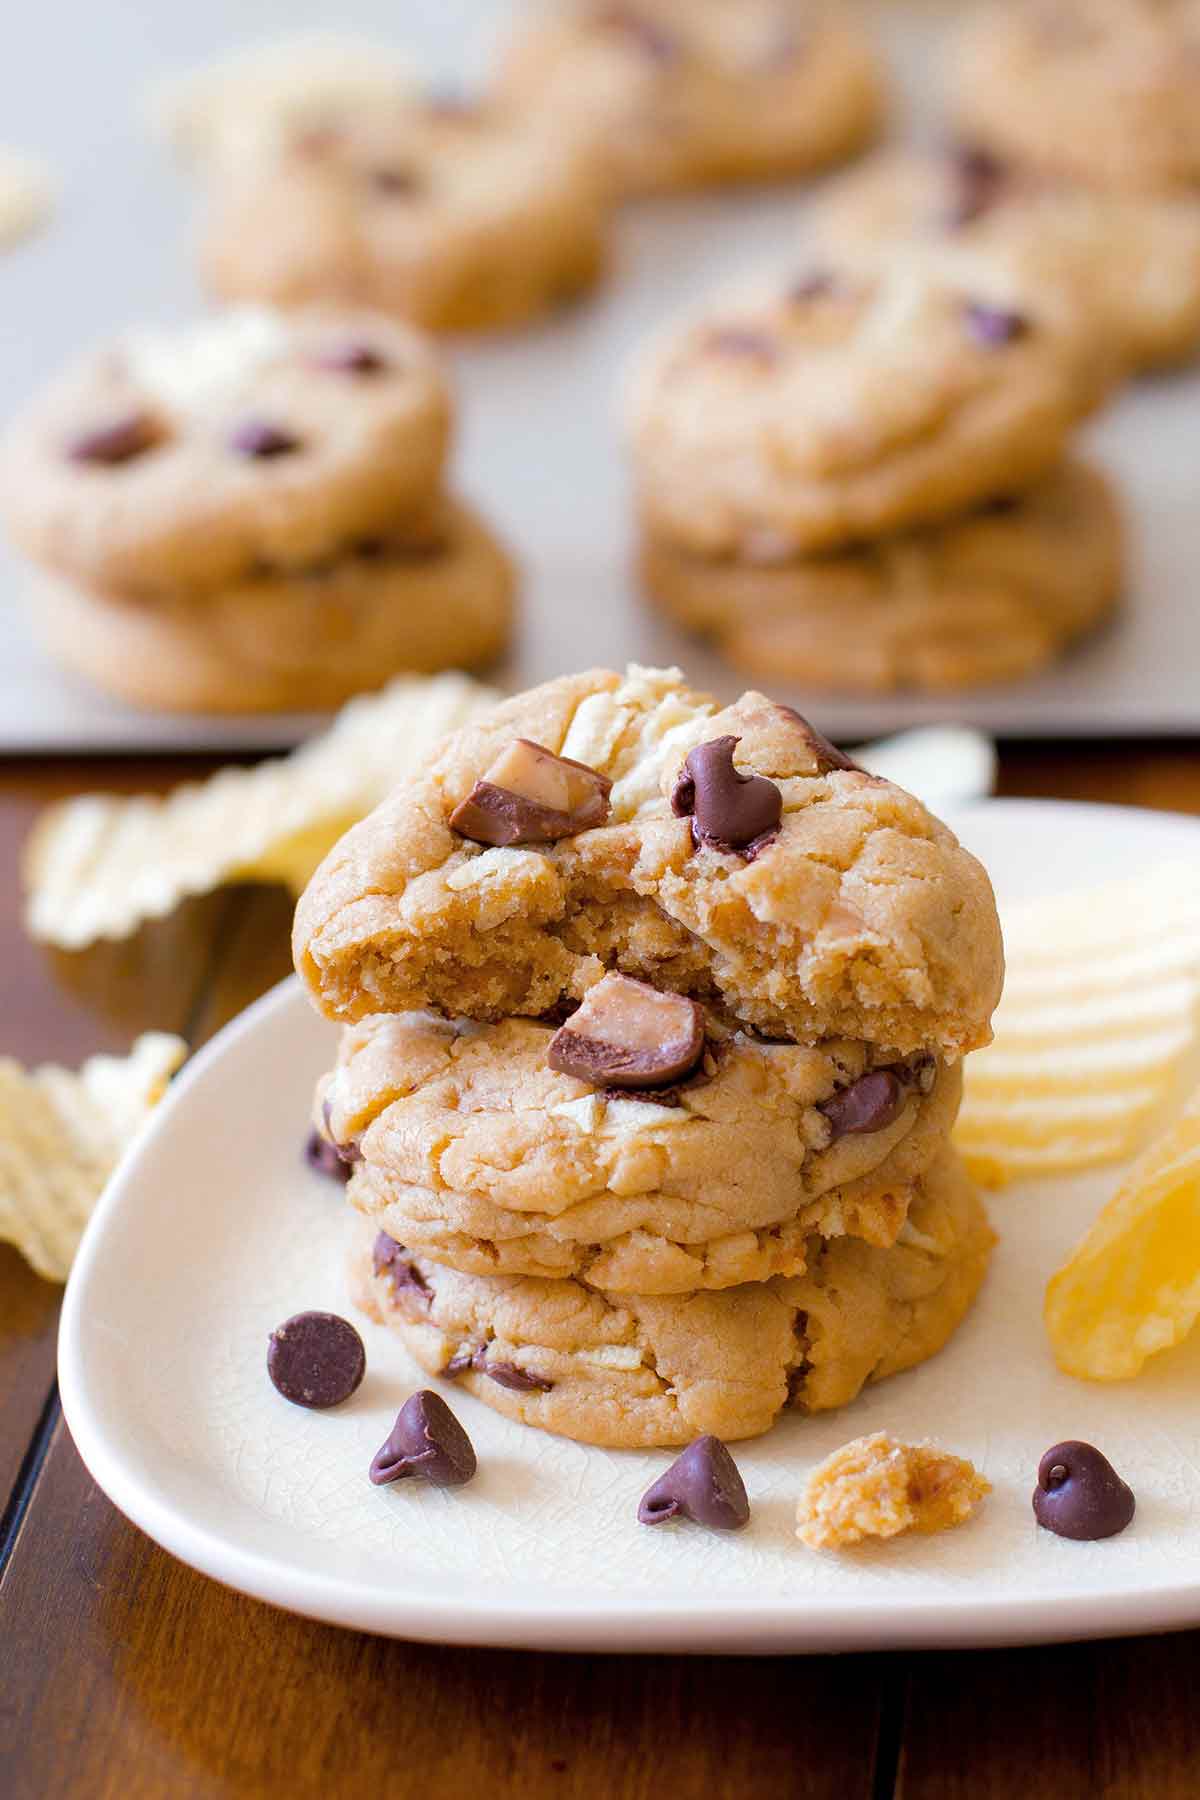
[
  {"x1": 640, "y1": 459, "x2": 1123, "y2": 693},
  {"x1": 293, "y1": 665, "x2": 1004, "y2": 1057},
  {"x1": 316, "y1": 1007, "x2": 964, "y2": 1293},
  {"x1": 628, "y1": 244, "x2": 1112, "y2": 560},
  {"x1": 813, "y1": 146, "x2": 1200, "y2": 371},
  {"x1": 950, "y1": 0, "x2": 1200, "y2": 196},
  {"x1": 0, "y1": 308, "x2": 451, "y2": 599},
  {"x1": 350, "y1": 1146, "x2": 994, "y2": 1448},
  {"x1": 496, "y1": 0, "x2": 884, "y2": 196},
  {"x1": 199, "y1": 96, "x2": 608, "y2": 333},
  {"x1": 30, "y1": 499, "x2": 514, "y2": 714}
]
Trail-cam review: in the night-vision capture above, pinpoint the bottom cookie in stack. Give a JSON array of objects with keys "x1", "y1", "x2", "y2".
[
  {"x1": 350, "y1": 1146, "x2": 993, "y2": 1449},
  {"x1": 640, "y1": 458, "x2": 1122, "y2": 694}
]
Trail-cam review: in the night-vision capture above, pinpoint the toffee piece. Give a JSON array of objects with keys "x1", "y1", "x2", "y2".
[
  {"x1": 547, "y1": 973, "x2": 704, "y2": 1089},
  {"x1": 450, "y1": 738, "x2": 611, "y2": 847}
]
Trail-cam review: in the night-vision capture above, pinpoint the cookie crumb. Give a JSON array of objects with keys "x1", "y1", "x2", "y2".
[{"x1": 796, "y1": 1431, "x2": 988, "y2": 1550}]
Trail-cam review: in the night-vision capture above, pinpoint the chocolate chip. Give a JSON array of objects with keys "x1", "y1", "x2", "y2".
[
  {"x1": 594, "y1": 5, "x2": 680, "y2": 62},
  {"x1": 637, "y1": 1435, "x2": 750, "y2": 1531},
  {"x1": 304, "y1": 1129, "x2": 351, "y2": 1183},
  {"x1": 267, "y1": 1311, "x2": 365, "y2": 1409},
  {"x1": 444, "y1": 1346, "x2": 478, "y2": 1376},
  {"x1": 312, "y1": 342, "x2": 387, "y2": 375},
  {"x1": 68, "y1": 412, "x2": 161, "y2": 466},
  {"x1": 820, "y1": 1070, "x2": 906, "y2": 1140},
  {"x1": 473, "y1": 1347, "x2": 554, "y2": 1392},
  {"x1": 369, "y1": 166, "x2": 423, "y2": 196},
  {"x1": 895, "y1": 1052, "x2": 938, "y2": 1096},
  {"x1": 963, "y1": 301, "x2": 1029, "y2": 347},
  {"x1": 671, "y1": 736, "x2": 782, "y2": 856},
  {"x1": 774, "y1": 705, "x2": 863, "y2": 774},
  {"x1": 945, "y1": 144, "x2": 1009, "y2": 229},
  {"x1": 449, "y1": 738, "x2": 612, "y2": 847},
  {"x1": 369, "y1": 1389, "x2": 477, "y2": 1487},
  {"x1": 787, "y1": 272, "x2": 836, "y2": 305},
  {"x1": 372, "y1": 1231, "x2": 432, "y2": 1300},
  {"x1": 548, "y1": 973, "x2": 704, "y2": 1090},
  {"x1": 320, "y1": 1097, "x2": 361, "y2": 1168},
  {"x1": 1033, "y1": 1441, "x2": 1135, "y2": 1541},
  {"x1": 704, "y1": 326, "x2": 778, "y2": 363},
  {"x1": 229, "y1": 419, "x2": 301, "y2": 458}
]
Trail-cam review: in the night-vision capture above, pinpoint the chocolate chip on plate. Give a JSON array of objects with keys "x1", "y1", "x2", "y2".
[
  {"x1": 229, "y1": 419, "x2": 301, "y2": 459},
  {"x1": 304, "y1": 1128, "x2": 351, "y2": 1183},
  {"x1": 267, "y1": 1311, "x2": 365, "y2": 1409},
  {"x1": 369, "y1": 1389, "x2": 477, "y2": 1487},
  {"x1": 449, "y1": 738, "x2": 612, "y2": 846},
  {"x1": 547, "y1": 972, "x2": 704, "y2": 1089},
  {"x1": 820, "y1": 1069, "x2": 907, "y2": 1140},
  {"x1": 312, "y1": 342, "x2": 387, "y2": 375},
  {"x1": 68, "y1": 412, "x2": 161, "y2": 466},
  {"x1": 963, "y1": 300, "x2": 1029, "y2": 347},
  {"x1": 671, "y1": 736, "x2": 782, "y2": 856},
  {"x1": 1033, "y1": 1441, "x2": 1135, "y2": 1541},
  {"x1": 637, "y1": 1435, "x2": 750, "y2": 1531}
]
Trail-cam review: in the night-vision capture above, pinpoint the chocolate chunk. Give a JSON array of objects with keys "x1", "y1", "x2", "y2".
[
  {"x1": 1033, "y1": 1442, "x2": 1135, "y2": 1541},
  {"x1": 369, "y1": 166, "x2": 423, "y2": 196},
  {"x1": 304, "y1": 1128, "x2": 351, "y2": 1183},
  {"x1": 820, "y1": 1070, "x2": 906, "y2": 1140},
  {"x1": 476, "y1": 1351, "x2": 554, "y2": 1393},
  {"x1": 372, "y1": 1231, "x2": 432, "y2": 1300},
  {"x1": 312, "y1": 342, "x2": 387, "y2": 375},
  {"x1": 774, "y1": 705, "x2": 862, "y2": 774},
  {"x1": 449, "y1": 738, "x2": 612, "y2": 847},
  {"x1": 68, "y1": 412, "x2": 160, "y2": 466},
  {"x1": 671, "y1": 736, "x2": 782, "y2": 855},
  {"x1": 637, "y1": 1435, "x2": 750, "y2": 1531},
  {"x1": 369, "y1": 1389, "x2": 477, "y2": 1488},
  {"x1": 229, "y1": 419, "x2": 301, "y2": 458},
  {"x1": 548, "y1": 973, "x2": 704, "y2": 1090},
  {"x1": 444, "y1": 1346, "x2": 478, "y2": 1376},
  {"x1": 266, "y1": 1311, "x2": 365, "y2": 1409},
  {"x1": 704, "y1": 326, "x2": 778, "y2": 364},
  {"x1": 945, "y1": 144, "x2": 1009, "y2": 229},
  {"x1": 594, "y1": 6, "x2": 680, "y2": 62},
  {"x1": 963, "y1": 301, "x2": 1029, "y2": 347}
]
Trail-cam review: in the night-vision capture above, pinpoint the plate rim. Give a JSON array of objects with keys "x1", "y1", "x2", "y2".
[{"x1": 58, "y1": 796, "x2": 1200, "y2": 1651}]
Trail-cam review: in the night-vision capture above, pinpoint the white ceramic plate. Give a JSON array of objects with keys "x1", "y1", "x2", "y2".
[{"x1": 59, "y1": 799, "x2": 1200, "y2": 1652}]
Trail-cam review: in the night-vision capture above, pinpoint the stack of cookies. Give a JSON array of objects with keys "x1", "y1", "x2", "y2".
[
  {"x1": 631, "y1": 244, "x2": 1124, "y2": 693},
  {"x1": 0, "y1": 308, "x2": 513, "y2": 713},
  {"x1": 295, "y1": 665, "x2": 1003, "y2": 1449}
]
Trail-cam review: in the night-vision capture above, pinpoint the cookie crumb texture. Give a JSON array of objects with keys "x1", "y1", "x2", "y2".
[
  {"x1": 497, "y1": 0, "x2": 884, "y2": 196},
  {"x1": 351, "y1": 1147, "x2": 993, "y2": 1448},
  {"x1": 796, "y1": 1431, "x2": 990, "y2": 1550},
  {"x1": 293, "y1": 666, "x2": 1003, "y2": 1059}
]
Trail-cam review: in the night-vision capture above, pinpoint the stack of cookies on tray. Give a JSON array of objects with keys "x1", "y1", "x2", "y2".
[
  {"x1": 0, "y1": 308, "x2": 513, "y2": 714},
  {"x1": 295, "y1": 665, "x2": 1003, "y2": 1450},
  {"x1": 631, "y1": 237, "x2": 1125, "y2": 694}
]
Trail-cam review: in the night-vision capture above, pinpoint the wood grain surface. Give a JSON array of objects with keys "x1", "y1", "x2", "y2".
[{"x1": 2, "y1": 745, "x2": 1200, "y2": 1799}]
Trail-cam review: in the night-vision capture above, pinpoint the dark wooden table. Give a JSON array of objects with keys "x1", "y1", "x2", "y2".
[{"x1": 4, "y1": 743, "x2": 1200, "y2": 1800}]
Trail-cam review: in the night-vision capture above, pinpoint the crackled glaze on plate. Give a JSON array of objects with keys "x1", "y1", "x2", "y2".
[{"x1": 59, "y1": 801, "x2": 1200, "y2": 1650}]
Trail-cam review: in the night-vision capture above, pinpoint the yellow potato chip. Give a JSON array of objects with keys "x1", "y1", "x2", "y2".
[
  {"x1": 0, "y1": 1033, "x2": 186, "y2": 1281},
  {"x1": 23, "y1": 672, "x2": 499, "y2": 950},
  {"x1": 1045, "y1": 1085, "x2": 1200, "y2": 1380},
  {"x1": 955, "y1": 862, "x2": 1200, "y2": 1182}
]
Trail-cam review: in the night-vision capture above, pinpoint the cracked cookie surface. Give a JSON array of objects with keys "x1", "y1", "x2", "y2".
[
  {"x1": 350, "y1": 1146, "x2": 993, "y2": 1448},
  {"x1": 0, "y1": 307, "x2": 450, "y2": 597},
  {"x1": 293, "y1": 666, "x2": 1004, "y2": 1057},
  {"x1": 318, "y1": 1009, "x2": 962, "y2": 1293},
  {"x1": 629, "y1": 245, "x2": 1109, "y2": 559},
  {"x1": 640, "y1": 459, "x2": 1122, "y2": 693},
  {"x1": 497, "y1": 0, "x2": 883, "y2": 196}
]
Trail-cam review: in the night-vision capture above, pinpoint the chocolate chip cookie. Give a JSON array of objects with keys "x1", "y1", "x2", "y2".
[
  {"x1": 629, "y1": 245, "x2": 1111, "y2": 558},
  {"x1": 350, "y1": 1146, "x2": 994, "y2": 1448},
  {"x1": 317, "y1": 1007, "x2": 963, "y2": 1293},
  {"x1": 29, "y1": 498, "x2": 514, "y2": 714},
  {"x1": 641, "y1": 459, "x2": 1123, "y2": 693},
  {"x1": 199, "y1": 97, "x2": 608, "y2": 333},
  {"x1": 0, "y1": 307, "x2": 451, "y2": 598},
  {"x1": 814, "y1": 147, "x2": 1200, "y2": 371},
  {"x1": 293, "y1": 666, "x2": 1003, "y2": 1057},
  {"x1": 497, "y1": 0, "x2": 884, "y2": 196},
  {"x1": 951, "y1": 0, "x2": 1200, "y2": 196}
]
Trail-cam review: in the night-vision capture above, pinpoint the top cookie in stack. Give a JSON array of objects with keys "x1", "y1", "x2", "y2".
[
  {"x1": 632, "y1": 247, "x2": 1124, "y2": 692},
  {"x1": 294, "y1": 666, "x2": 1003, "y2": 1445}
]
